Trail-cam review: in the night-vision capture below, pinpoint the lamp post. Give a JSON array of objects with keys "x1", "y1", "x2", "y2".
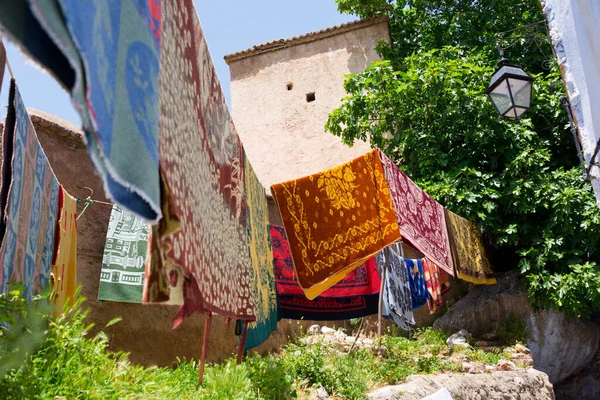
[{"x1": 485, "y1": 57, "x2": 534, "y2": 120}]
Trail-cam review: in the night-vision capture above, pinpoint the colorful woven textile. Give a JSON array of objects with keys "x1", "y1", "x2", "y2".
[
  {"x1": 16, "y1": 0, "x2": 163, "y2": 222},
  {"x1": 278, "y1": 294, "x2": 379, "y2": 321},
  {"x1": 271, "y1": 224, "x2": 380, "y2": 320},
  {"x1": 404, "y1": 258, "x2": 429, "y2": 309},
  {"x1": 439, "y1": 270, "x2": 452, "y2": 294},
  {"x1": 0, "y1": 2, "x2": 75, "y2": 95},
  {"x1": 98, "y1": 205, "x2": 149, "y2": 303},
  {"x1": 244, "y1": 158, "x2": 278, "y2": 350},
  {"x1": 144, "y1": 0, "x2": 254, "y2": 325},
  {"x1": 423, "y1": 258, "x2": 443, "y2": 313},
  {"x1": 270, "y1": 224, "x2": 380, "y2": 298},
  {"x1": 0, "y1": 80, "x2": 60, "y2": 300},
  {"x1": 445, "y1": 209, "x2": 496, "y2": 285},
  {"x1": 378, "y1": 151, "x2": 454, "y2": 276},
  {"x1": 51, "y1": 187, "x2": 77, "y2": 316},
  {"x1": 271, "y1": 149, "x2": 401, "y2": 300},
  {"x1": 378, "y1": 246, "x2": 415, "y2": 330}
]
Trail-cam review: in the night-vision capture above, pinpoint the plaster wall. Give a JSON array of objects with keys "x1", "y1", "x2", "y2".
[{"x1": 227, "y1": 19, "x2": 390, "y2": 187}]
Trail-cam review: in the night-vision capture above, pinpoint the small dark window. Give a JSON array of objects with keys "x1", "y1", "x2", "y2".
[
  {"x1": 286, "y1": 83, "x2": 293, "y2": 91},
  {"x1": 306, "y1": 92, "x2": 316, "y2": 102}
]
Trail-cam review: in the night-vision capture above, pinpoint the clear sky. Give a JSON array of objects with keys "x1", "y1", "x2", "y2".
[{"x1": 0, "y1": 1, "x2": 355, "y2": 125}]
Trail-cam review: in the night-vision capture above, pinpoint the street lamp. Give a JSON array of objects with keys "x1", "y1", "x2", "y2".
[{"x1": 485, "y1": 58, "x2": 534, "y2": 120}]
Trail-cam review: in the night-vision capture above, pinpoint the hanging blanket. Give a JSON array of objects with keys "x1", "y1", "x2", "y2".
[
  {"x1": 98, "y1": 205, "x2": 149, "y2": 303},
  {"x1": 270, "y1": 224, "x2": 380, "y2": 297},
  {"x1": 244, "y1": 158, "x2": 279, "y2": 350},
  {"x1": 445, "y1": 209, "x2": 496, "y2": 285},
  {"x1": 144, "y1": 0, "x2": 255, "y2": 327},
  {"x1": 378, "y1": 151, "x2": 454, "y2": 276},
  {"x1": 423, "y1": 258, "x2": 443, "y2": 313},
  {"x1": 271, "y1": 149, "x2": 400, "y2": 300},
  {"x1": 278, "y1": 294, "x2": 379, "y2": 321},
  {"x1": 2, "y1": 0, "x2": 163, "y2": 222},
  {"x1": 0, "y1": 80, "x2": 60, "y2": 300},
  {"x1": 378, "y1": 246, "x2": 415, "y2": 331},
  {"x1": 51, "y1": 186, "x2": 77, "y2": 316},
  {"x1": 404, "y1": 258, "x2": 429, "y2": 309},
  {"x1": 270, "y1": 224, "x2": 380, "y2": 320}
]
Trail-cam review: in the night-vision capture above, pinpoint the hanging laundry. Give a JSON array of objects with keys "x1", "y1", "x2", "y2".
[
  {"x1": 0, "y1": 80, "x2": 60, "y2": 299},
  {"x1": 439, "y1": 269, "x2": 452, "y2": 294},
  {"x1": 243, "y1": 157, "x2": 279, "y2": 350},
  {"x1": 98, "y1": 205, "x2": 150, "y2": 303},
  {"x1": 51, "y1": 186, "x2": 77, "y2": 316},
  {"x1": 422, "y1": 258, "x2": 443, "y2": 313},
  {"x1": 378, "y1": 150, "x2": 454, "y2": 276},
  {"x1": 404, "y1": 258, "x2": 429, "y2": 309},
  {"x1": 270, "y1": 224, "x2": 380, "y2": 320},
  {"x1": 0, "y1": 35, "x2": 5, "y2": 94},
  {"x1": 271, "y1": 225, "x2": 381, "y2": 298},
  {"x1": 144, "y1": 0, "x2": 255, "y2": 328},
  {"x1": 271, "y1": 149, "x2": 401, "y2": 300},
  {"x1": 0, "y1": 0, "x2": 163, "y2": 222},
  {"x1": 0, "y1": 3, "x2": 75, "y2": 99},
  {"x1": 278, "y1": 294, "x2": 380, "y2": 321},
  {"x1": 377, "y1": 246, "x2": 415, "y2": 331},
  {"x1": 445, "y1": 209, "x2": 496, "y2": 285}
]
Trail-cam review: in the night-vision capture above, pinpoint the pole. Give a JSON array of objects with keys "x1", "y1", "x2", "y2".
[
  {"x1": 198, "y1": 312, "x2": 212, "y2": 385},
  {"x1": 237, "y1": 322, "x2": 248, "y2": 365}
]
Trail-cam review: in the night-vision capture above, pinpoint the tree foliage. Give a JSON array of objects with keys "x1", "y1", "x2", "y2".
[{"x1": 328, "y1": 0, "x2": 600, "y2": 318}]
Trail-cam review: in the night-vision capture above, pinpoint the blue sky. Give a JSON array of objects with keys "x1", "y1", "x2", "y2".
[{"x1": 0, "y1": 1, "x2": 355, "y2": 125}]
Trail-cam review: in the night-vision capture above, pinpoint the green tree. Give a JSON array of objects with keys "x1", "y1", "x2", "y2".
[{"x1": 327, "y1": 0, "x2": 600, "y2": 318}]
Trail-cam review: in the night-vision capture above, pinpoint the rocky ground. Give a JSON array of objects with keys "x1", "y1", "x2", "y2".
[{"x1": 301, "y1": 324, "x2": 550, "y2": 400}]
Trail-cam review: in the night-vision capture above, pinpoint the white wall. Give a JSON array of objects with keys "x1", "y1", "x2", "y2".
[{"x1": 543, "y1": 0, "x2": 600, "y2": 208}]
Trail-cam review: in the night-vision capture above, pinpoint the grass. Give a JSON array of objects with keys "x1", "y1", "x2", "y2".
[{"x1": 1, "y1": 293, "x2": 512, "y2": 400}]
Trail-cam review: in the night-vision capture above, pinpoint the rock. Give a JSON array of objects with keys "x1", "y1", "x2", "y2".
[
  {"x1": 515, "y1": 344, "x2": 530, "y2": 354},
  {"x1": 555, "y1": 374, "x2": 600, "y2": 400},
  {"x1": 433, "y1": 271, "x2": 530, "y2": 337},
  {"x1": 510, "y1": 353, "x2": 534, "y2": 368},
  {"x1": 333, "y1": 330, "x2": 347, "y2": 340},
  {"x1": 461, "y1": 362, "x2": 473, "y2": 373},
  {"x1": 362, "y1": 338, "x2": 374, "y2": 346},
  {"x1": 320, "y1": 326, "x2": 335, "y2": 335},
  {"x1": 345, "y1": 336, "x2": 356, "y2": 344},
  {"x1": 485, "y1": 365, "x2": 497, "y2": 373},
  {"x1": 374, "y1": 345, "x2": 388, "y2": 358},
  {"x1": 308, "y1": 324, "x2": 321, "y2": 334},
  {"x1": 367, "y1": 369, "x2": 554, "y2": 400},
  {"x1": 497, "y1": 360, "x2": 517, "y2": 371},
  {"x1": 309, "y1": 385, "x2": 330, "y2": 400},
  {"x1": 433, "y1": 271, "x2": 600, "y2": 384},
  {"x1": 446, "y1": 330, "x2": 471, "y2": 350},
  {"x1": 526, "y1": 310, "x2": 599, "y2": 383}
]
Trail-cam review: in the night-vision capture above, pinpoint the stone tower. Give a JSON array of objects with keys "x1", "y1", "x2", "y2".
[{"x1": 225, "y1": 17, "x2": 390, "y2": 187}]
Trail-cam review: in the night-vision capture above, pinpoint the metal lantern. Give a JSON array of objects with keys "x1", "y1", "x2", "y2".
[{"x1": 485, "y1": 59, "x2": 534, "y2": 120}]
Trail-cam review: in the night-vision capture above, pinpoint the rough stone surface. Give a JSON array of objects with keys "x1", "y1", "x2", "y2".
[
  {"x1": 367, "y1": 369, "x2": 555, "y2": 400},
  {"x1": 553, "y1": 327, "x2": 600, "y2": 400},
  {"x1": 433, "y1": 271, "x2": 529, "y2": 337},
  {"x1": 526, "y1": 310, "x2": 599, "y2": 383},
  {"x1": 433, "y1": 271, "x2": 600, "y2": 384}
]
